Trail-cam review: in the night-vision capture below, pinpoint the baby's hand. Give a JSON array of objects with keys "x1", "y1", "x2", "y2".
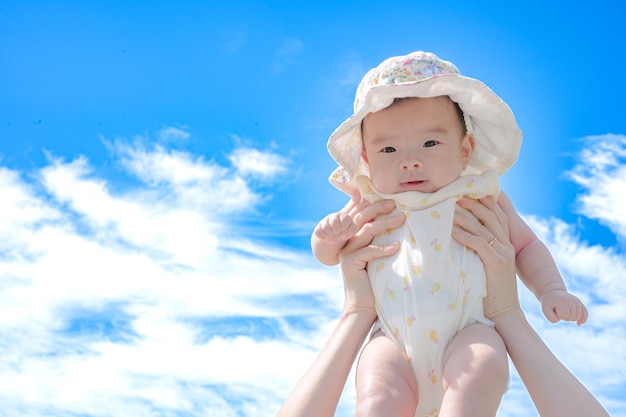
[
  {"x1": 541, "y1": 290, "x2": 588, "y2": 325},
  {"x1": 314, "y1": 212, "x2": 357, "y2": 246}
]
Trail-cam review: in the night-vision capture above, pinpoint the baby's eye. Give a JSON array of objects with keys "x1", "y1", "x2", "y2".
[
  {"x1": 381, "y1": 146, "x2": 396, "y2": 153},
  {"x1": 424, "y1": 140, "x2": 440, "y2": 148}
]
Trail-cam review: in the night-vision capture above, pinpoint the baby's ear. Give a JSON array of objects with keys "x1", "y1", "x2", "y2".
[
  {"x1": 461, "y1": 134, "x2": 475, "y2": 165},
  {"x1": 361, "y1": 149, "x2": 369, "y2": 163}
]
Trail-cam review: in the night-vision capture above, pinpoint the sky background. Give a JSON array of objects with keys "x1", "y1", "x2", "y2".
[{"x1": 1, "y1": 1, "x2": 625, "y2": 416}]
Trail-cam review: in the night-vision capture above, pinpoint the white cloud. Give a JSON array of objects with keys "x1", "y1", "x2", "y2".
[
  {"x1": 0, "y1": 131, "x2": 624, "y2": 417},
  {"x1": 0, "y1": 131, "x2": 340, "y2": 417},
  {"x1": 228, "y1": 146, "x2": 289, "y2": 180},
  {"x1": 501, "y1": 134, "x2": 626, "y2": 416},
  {"x1": 567, "y1": 134, "x2": 626, "y2": 239},
  {"x1": 114, "y1": 141, "x2": 229, "y2": 186},
  {"x1": 521, "y1": 216, "x2": 626, "y2": 380}
]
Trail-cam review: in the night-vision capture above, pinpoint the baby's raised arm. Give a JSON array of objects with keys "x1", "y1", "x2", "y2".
[{"x1": 498, "y1": 192, "x2": 588, "y2": 325}]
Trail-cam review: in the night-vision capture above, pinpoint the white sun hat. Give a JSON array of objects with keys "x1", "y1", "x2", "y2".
[{"x1": 328, "y1": 51, "x2": 522, "y2": 194}]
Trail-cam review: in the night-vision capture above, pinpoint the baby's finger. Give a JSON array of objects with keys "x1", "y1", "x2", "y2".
[
  {"x1": 578, "y1": 304, "x2": 589, "y2": 325},
  {"x1": 564, "y1": 297, "x2": 589, "y2": 326},
  {"x1": 542, "y1": 303, "x2": 560, "y2": 323},
  {"x1": 572, "y1": 301, "x2": 588, "y2": 326},
  {"x1": 330, "y1": 213, "x2": 351, "y2": 235}
]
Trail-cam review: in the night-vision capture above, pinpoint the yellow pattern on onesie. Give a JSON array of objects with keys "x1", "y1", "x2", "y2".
[{"x1": 356, "y1": 171, "x2": 500, "y2": 417}]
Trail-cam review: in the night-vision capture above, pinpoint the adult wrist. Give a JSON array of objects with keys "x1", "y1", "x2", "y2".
[
  {"x1": 341, "y1": 305, "x2": 377, "y2": 325},
  {"x1": 491, "y1": 306, "x2": 527, "y2": 333}
]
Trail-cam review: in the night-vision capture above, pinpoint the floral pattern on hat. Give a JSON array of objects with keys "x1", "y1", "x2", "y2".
[{"x1": 354, "y1": 52, "x2": 460, "y2": 112}]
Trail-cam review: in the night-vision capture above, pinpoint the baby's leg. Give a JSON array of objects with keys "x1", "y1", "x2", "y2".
[
  {"x1": 439, "y1": 323, "x2": 509, "y2": 417},
  {"x1": 355, "y1": 329, "x2": 418, "y2": 417}
]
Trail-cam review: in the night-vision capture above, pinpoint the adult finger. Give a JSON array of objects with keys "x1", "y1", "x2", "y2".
[
  {"x1": 342, "y1": 210, "x2": 405, "y2": 256},
  {"x1": 455, "y1": 196, "x2": 511, "y2": 256},
  {"x1": 339, "y1": 241, "x2": 400, "y2": 311},
  {"x1": 340, "y1": 241, "x2": 401, "y2": 272},
  {"x1": 350, "y1": 199, "x2": 396, "y2": 230},
  {"x1": 451, "y1": 197, "x2": 518, "y2": 319},
  {"x1": 451, "y1": 221, "x2": 510, "y2": 273}
]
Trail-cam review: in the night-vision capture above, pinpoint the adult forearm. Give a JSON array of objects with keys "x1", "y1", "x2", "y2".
[
  {"x1": 276, "y1": 309, "x2": 376, "y2": 417},
  {"x1": 494, "y1": 309, "x2": 609, "y2": 417}
]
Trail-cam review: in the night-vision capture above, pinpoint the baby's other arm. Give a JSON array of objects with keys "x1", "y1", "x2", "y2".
[
  {"x1": 312, "y1": 198, "x2": 359, "y2": 266},
  {"x1": 498, "y1": 192, "x2": 588, "y2": 325}
]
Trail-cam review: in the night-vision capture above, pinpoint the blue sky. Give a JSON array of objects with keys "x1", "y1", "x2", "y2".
[{"x1": 1, "y1": 1, "x2": 625, "y2": 416}]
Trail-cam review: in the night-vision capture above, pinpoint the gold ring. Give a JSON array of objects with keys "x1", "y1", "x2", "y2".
[{"x1": 488, "y1": 236, "x2": 497, "y2": 246}]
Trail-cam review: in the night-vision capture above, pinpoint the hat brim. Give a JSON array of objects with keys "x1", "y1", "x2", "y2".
[{"x1": 328, "y1": 74, "x2": 522, "y2": 193}]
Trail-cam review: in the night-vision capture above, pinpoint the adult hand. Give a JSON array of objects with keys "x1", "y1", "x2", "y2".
[
  {"x1": 452, "y1": 196, "x2": 519, "y2": 320},
  {"x1": 452, "y1": 196, "x2": 611, "y2": 417},
  {"x1": 275, "y1": 198, "x2": 405, "y2": 417},
  {"x1": 339, "y1": 198, "x2": 405, "y2": 315}
]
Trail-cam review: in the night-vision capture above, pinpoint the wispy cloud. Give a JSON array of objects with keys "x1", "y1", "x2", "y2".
[
  {"x1": 0, "y1": 130, "x2": 624, "y2": 416},
  {"x1": 158, "y1": 126, "x2": 191, "y2": 143},
  {"x1": 271, "y1": 38, "x2": 304, "y2": 74},
  {"x1": 224, "y1": 30, "x2": 247, "y2": 54},
  {"x1": 334, "y1": 51, "x2": 369, "y2": 90},
  {"x1": 312, "y1": 51, "x2": 370, "y2": 131}
]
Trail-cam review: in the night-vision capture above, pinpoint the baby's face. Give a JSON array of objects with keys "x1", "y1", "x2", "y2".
[{"x1": 361, "y1": 96, "x2": 473, "y2": 194}]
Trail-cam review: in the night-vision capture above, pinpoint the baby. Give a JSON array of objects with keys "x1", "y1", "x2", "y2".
[{"x1": 312, "y1": 51, "x2": 587, "y2": 417}]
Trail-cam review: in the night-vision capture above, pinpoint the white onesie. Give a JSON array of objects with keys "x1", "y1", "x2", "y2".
[{"x1": 357, "y1": 171, "x2": 500, "y2": 417}]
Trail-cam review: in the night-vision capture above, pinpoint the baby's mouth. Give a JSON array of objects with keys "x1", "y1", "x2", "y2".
[{"x1": 401, "y1": 179, "x2": 427, "y2": 190}]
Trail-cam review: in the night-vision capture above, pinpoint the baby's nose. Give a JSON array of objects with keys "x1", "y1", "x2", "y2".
[{"x1": 401, "y1": 156, "x2": 421, "y2": 170}]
